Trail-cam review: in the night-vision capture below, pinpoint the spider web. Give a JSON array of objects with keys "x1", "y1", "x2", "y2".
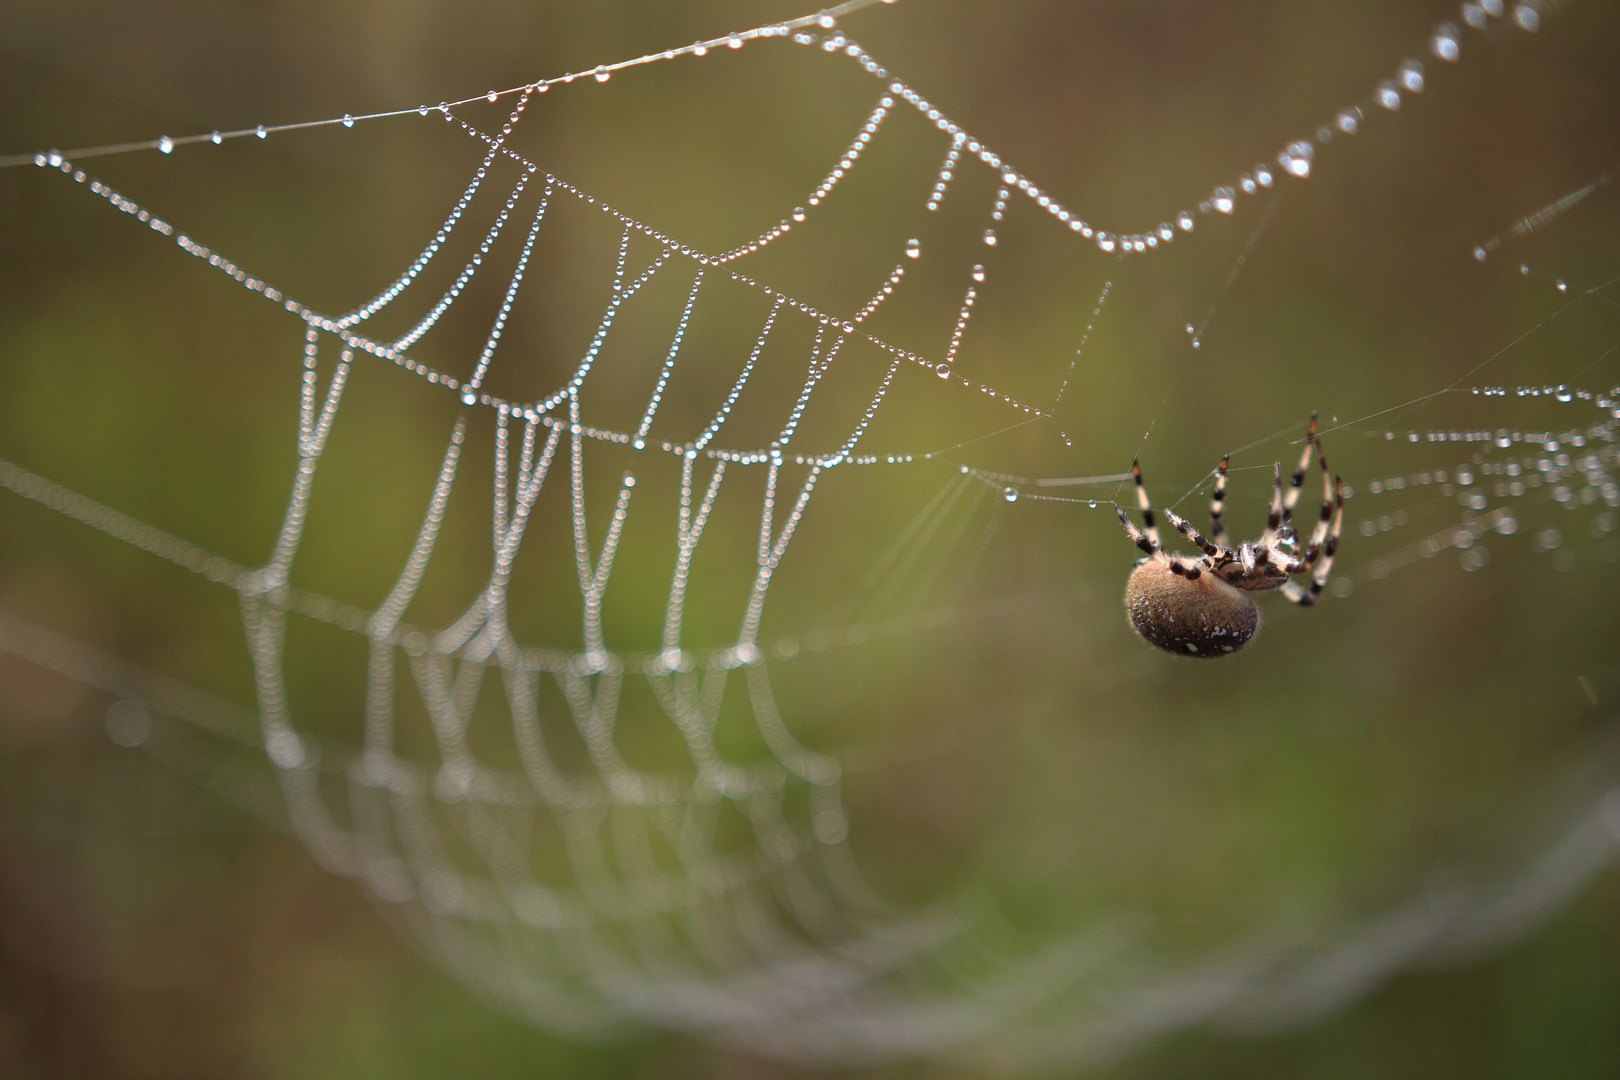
[{"x1": 3, "y1": 0, "x2": 1620, "y2": 1070}]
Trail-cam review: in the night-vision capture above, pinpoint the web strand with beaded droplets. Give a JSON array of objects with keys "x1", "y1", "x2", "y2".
[{"x1": 3, "y1": 0, "x2": 1615, "y2": 1068}]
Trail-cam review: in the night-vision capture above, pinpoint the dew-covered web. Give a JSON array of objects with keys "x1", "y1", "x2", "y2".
[{"x1": 3, "y1": 0, "x2": 1620, "y2": 1070}]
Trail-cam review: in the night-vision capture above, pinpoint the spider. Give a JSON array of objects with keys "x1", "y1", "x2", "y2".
[{"x1": 1114, "y1": 415, "x2": 1344, "y2": 657}]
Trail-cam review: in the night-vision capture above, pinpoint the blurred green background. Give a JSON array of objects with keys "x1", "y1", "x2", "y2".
[{"x1": 2, "y1": 0, "x2": 1619, "y2": 1076}]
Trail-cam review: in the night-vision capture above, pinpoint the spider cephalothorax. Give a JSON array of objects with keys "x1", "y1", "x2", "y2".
[{"x1": 1115, "y1": 415, "x2": 1344, "y2": 657}]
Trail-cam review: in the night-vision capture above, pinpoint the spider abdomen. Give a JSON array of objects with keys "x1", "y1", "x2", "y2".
[{"x1": 1124, "y1": 561, "x2": 1259, "y2": 658}]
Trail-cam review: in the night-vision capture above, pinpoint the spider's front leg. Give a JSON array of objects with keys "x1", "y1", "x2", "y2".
[
  {"x1": 1129, "y1": 459, "x2": 1162, "y2": 549},
  {"x1": 1115, "y1": 503, "x2": 1160, "y2": 559},
  {"x1": 1163, "y1": 508, "x2": 1223, "y2": 560},
  {"x1": 1117, "y1": 461, "x2": 1202, "y2": 576}
]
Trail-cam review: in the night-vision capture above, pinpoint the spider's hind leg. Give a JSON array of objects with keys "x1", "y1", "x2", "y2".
[
  {"x1": 1279, "y1": 473, "x2": 1345, "y2": 605},
  {"x1": 1208, "y1": 453, "x2": 1230, "y2": 543},
  {"x1": 1282, "y1": 426, "x2": 1338, "y2": 570},
  {"x1": 1259, "y1": 461, "x2": 1285, "y2": 550},
  {"x1": 1280, "y1": 412, "x2": 1319, "y2": 529}
]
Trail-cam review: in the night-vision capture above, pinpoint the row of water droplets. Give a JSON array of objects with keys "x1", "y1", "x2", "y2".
[
  {"x1": 1120, "y1": 0, "x2": 1555, "y2": 258},
  {"x1": 46, "y1": 0, "x2": 1547, "y2": 274},
  {"x1": 680, "y1": 1, "x2": 1556, "y2": 269},
  {"x1": 36, "y1": 0, "x2": 1589, "y2": 485},
  {"x1": 1348, "y1": 379, "x2": 1619, "y2": 583},
  {"x1": 27, "y1": 0, "x2": 1558, "y2": 465},
  {"x1": 34, "y1": 0, "x2": 1573, "y2": 496}
]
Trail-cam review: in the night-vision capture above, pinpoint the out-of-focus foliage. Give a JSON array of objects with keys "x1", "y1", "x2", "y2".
[{"x1": 2, "y1": 1, "x2": 1619, "y2": 1076}]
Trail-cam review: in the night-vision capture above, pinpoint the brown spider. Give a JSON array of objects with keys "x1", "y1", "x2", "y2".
[{"x1": 1115, "y1": 415, "x2": 1344, "y2": 657}]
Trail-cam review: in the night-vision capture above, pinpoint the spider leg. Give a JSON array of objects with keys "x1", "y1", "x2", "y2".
[
  {"x1": 1277, "y1": 579, "x2": 1315, "y2": 604},
  {"x1": 1258, "y1": 461, "x2": 1284, "y2": 552},
  {"x1": 1130, "y1": 459, "x2": 1162, "y2": 548},
  {"x1": 1317, "y1": 475, "x2": 1345, "y2": 583},
  {"x1": 1280, "y1": 412, "x2": 1318, "y2": 526},
  {"x1": 1277, "y1": 474, "x2": 1344, "y2": 604},
  {"x1": 1115, "y1": 503, "x2": 1160, "y2": 559},
  {"x1": 1116, "y1": 500, "x2": 1202, "y2": 577},
  {"x1": 1164, "y1": 508, "x2": 1223, "y2": 560},
  {"x1": 1277, "y1": 433, "x2": 1338, "y2": 573},
  {"x1": 1209, "y1": 453, "x2": 1230, "y2": 543}
]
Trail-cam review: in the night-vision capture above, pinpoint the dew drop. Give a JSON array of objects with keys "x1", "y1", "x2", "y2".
[
  {"x1": 1336, "y1": 109, "x2": 1361, "y2": 135},
  {"x1": 1281, "y1": 140, "x2": 1314, "y2": 178},
  {"x1": 256, "y1": 124, "x2": 268, "y2": 138},
  {"x1": 971, "y1": 264, "x2": 985, "y2": 282},
  {"x1": 157, "y1": 135, "x2": 174, "y2": 154},
  {"x1": 1474, "y1": 245, "x2": 1488, "y2": 261},
  {"x1": 728, "y1": 33, "x2": 743, "y2": 48},
  {"x1": 1431, "y1": 22, "x2": 1461, "y2": 61},
  {"x1": 1158, "y1": 222, "x2": 1175, "y2": 241},
  {"x1": 342, "y1": 113, "x2": 354, "y2": 128},
  {"x1": 1513, "y1": 2, "x2": 1540, "y2": 31},
  {"x1": 1177, "y1": 211, "x2": 1195, "y2": 231},
  {"x1": 936, "y1": 363, "x2": 952, "y2": 378},
  {"x1": 1462, "y1": 3, "x2": 1488, "y2": 29},
  {"x1": 1185, "y1": 323, "x2": 1196, "y2": 335},
  {"x1": 792, "y1": 207, "x2": 806, "y2": 222},
  {"x1": 693, "y1": 40, "x2": 708, "y2": 56},
  {"x1": 1556, "y1": 279, "x2": 1567, "y2": 292},
  {"x1": 983, "y1": 229, "x2": 997, "y2": 246},
  {"x1": 105, "y1": 701, "x2": 151, "y2": 748},
  {"x1": 1240, "y1": 175, "x2": 1257, "y2": 194},
  {"x1": 1398, "y1": 60, "x2": 1425, "y2": 93},
  {"x1": 1096, "y1": 233, "x2": 1117, "y2": 253},
  {"x1": 461, "y1": 391, "x2": 477, "y2": 405},
  {"x1": 1376, "y1": 80, "x2": 1401, "y2": 111},
  {"x1": 1520, "y1": 264, "x2": 1530, "y2": 275},
  {"x1": 1003, "y1": 486, "x2": 1019, "y2": 502},
  {"x1": 210, "y1": 130, "x2": 222, "y2": 144},
  {"x1": 1212, "y1": 186, "x2": 1235, "y2": 214},
  {"x1": 1255, "y1": 165, "x2": 1274, "y2": 187},
  {"x1": 905, "y1": 238, "x2": 921, "y2": 258},
  {"x1": 1483, "y1": 0, "x2": 1505, "y2": 16},
  {"x1": 594, "y1": 65, "x2": 610, "y2": 82}
]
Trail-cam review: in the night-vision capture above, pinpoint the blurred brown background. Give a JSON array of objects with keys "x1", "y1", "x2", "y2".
[{"x1": 2, "y1": 1, "x2": 1619, "y2": 1076}]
